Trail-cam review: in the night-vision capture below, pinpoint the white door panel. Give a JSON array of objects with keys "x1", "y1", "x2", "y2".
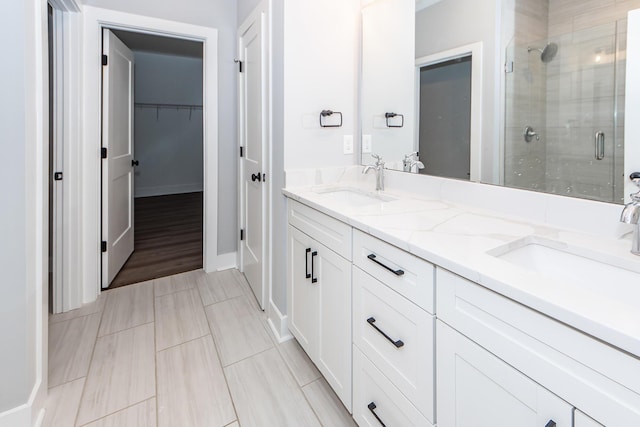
[
  {"x1": 240, "y1": 14, "x2": 266, "y2": 309},
  {"x1": 102, "y1": 29, "x2": 134, "y2": 288}
]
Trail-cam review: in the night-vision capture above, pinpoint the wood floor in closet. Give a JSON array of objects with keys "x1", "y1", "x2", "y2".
[{"x1": 109, "y1": 192, "x2": 203, "y2": 289}]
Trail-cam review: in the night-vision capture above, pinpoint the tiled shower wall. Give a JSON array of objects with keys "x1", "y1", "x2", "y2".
[
  {"x1": 506, "y1": 0, "x2": 638, "y2": 203},
  {"x1": 504, "y1": 0, "x2": 549, "y2": 192}
]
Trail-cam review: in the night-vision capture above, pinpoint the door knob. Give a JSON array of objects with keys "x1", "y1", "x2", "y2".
[
  {"x1": 131, "y1": 160, "x2": 139, "y2": 167},
  {"x1": 251, "y1": 173, "x2": 262, "y2": 182}
]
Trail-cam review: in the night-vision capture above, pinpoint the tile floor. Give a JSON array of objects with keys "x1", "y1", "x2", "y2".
[{"x1": 45, "y1": 269, "x2": 356, "y2": 427}]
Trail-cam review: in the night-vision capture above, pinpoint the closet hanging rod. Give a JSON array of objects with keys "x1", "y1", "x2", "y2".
[{"x1": 134, "y1": 102, "x2": 203, "y2": 109}]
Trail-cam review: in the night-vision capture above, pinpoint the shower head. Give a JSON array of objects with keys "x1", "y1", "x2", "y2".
[{"x1": 528, "y1": 42, "x2": 558, "y2": 63}]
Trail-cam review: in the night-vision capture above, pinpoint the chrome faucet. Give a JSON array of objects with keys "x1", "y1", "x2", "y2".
[
  {"x1": 363, "y1": 154, "x2": 385, "y2": 191},
  {"x1": 403, "y1": 152, "x2": 425, "y2": 173},
  {"x1": 620, "y1": 172, "x2": 640, "y2": 255}
]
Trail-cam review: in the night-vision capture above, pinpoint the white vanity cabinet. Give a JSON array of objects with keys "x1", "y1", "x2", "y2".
[
  {"x1": 352, "y1": 230, "x2": 436, "y2": 426},
  {"x1": 437, "y1": 320, "x2": 572, "y2": 427},
  {"x1": 287, "y1": 200, "x2": 352, "y2": 411},
  {"x1": 436, "y1": 268, "x2": 640, "y2": 427}
]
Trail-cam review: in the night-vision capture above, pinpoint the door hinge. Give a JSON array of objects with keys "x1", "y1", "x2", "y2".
[
  {"x1": 101, "y1": 147, "x2": 107, "y2": 159},
  {"x1": 240, "y1": 146, "x2": 244, "y2": 157},
  {"x1": 101, "y1": 241, "x2": 107, "y2": 252},
  {"x1": 54, "y1": 172, "x2": 63, "y2": 181},
  {"x1": 505, "y1": 61, "x2": 514, "y2": 73},
  {"x1": 102, "y1": 54, "x2": 108, "y2": 66},
  {"x1": 240, "y1": 229, "x2": 244, "y2": 241}
]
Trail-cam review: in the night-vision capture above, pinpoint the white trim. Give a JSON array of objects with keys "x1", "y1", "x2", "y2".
[
  {"x1": 134, "y1": 184, "x2": 204, "y2": 198},
  {"x1": 48, "y1": 0, "x2": 80, "y2": 13},
  {"x1": 625, "y1": 9, "x2": 640, "y2": 203},
  {"x1": 415, "y1": 0, "x2": 443, "y2": 12},
  {"x1": 60, "y1": 10, "x2": 83, "y2": 311},
  {"x1": 267, "y1": 299, "x2": 293, "y2": 343},
  {"x1": 51, "y1": 7, "x2": 65, "y2": 314},
  {"x1": 415, "y1": 41, "x2": 483, "y2": 182},
  {"x1": 214, "y1": 252, "x2": 238, "y2": 272},
  {"x1": 81, "y1": 6, "x2": 218, "y2": 299}
]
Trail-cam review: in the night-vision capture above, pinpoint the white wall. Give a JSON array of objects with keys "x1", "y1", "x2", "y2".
[
  {"x1": 0, "y1": 0, "x2": 47, "y2": 423},
  {"x1": 283, "y1": 0, "x2": 360, "y2": 169},
  {"x1": 133, "y1": 51, "x2": 204, "y2": 197},
  {"x1": 83, "y1": 0, "x2": 238, "y2": 254},
  {"x1": 416, "y1": 0, "x2": 501, "y2": 184},
  {"x1": 0, "y1": 0, "x2": 30, "y2": 413}
]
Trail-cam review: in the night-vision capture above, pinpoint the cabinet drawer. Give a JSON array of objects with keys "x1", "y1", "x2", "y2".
[
  {"x1": 436, "y1": 268, "x2": 640, "y2": 426},
  {"x1": 353, "y1": 229, "x2": 434, "y2": 312},
  {"x1": 288, "y1": 200, "x2": 352, "y2": 260},
  {"x1": 353, "y1": 346, "x2": 433, "y2": 427},
  {"x1": 353, "y1": 267, "x2": 435, "y2": 423}
]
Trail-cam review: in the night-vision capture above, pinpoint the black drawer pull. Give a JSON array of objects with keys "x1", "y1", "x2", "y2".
[
  {"x1": 367, "y1": 317, "x2": 404, "y2": 348},
  {"x1": 367, "y1": 402, "x2": 387, "y2": 427},
  {"x1": 367, "y1": 254, "x2": 404, "y2": 276},
  {"x1": 305, "y1": 248, "x2": 311, "y2": 279},
  {"x1": 545, "y1": 421, "x2": 556, "y2": 427},
  {"x1": 311, "y1": 251, "x2": 318, "y2": 283}
]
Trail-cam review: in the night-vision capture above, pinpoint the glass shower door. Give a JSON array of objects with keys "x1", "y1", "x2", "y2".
[{"x1": 504, "y1": 21, "x2": 623, "y2": 203}]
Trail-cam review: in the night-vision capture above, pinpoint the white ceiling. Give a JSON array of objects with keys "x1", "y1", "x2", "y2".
[{"x1": 111, "y1": 29, "x2": 203, "y2": 58}]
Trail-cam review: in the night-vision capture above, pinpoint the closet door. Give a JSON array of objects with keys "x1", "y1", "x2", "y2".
[{"x1": 101, "y1": 29, "x2": 135, "y2": 288}]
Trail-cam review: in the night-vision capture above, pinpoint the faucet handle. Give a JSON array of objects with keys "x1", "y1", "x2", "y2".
[
  {"x1": 371, "y1": 153, "x2": 384, "y2": 166},
  {"x1": 404, "y1": 152, "x2": 418, "y2": 160}
]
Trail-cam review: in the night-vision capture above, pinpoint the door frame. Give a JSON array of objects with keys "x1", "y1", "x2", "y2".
[
  {"x1": 48, "y1": 0, "x2": 82, "y2": 314},
  {"x1": 81, "y1": 6, "x2": 219, "y2": 301},
  {"x1": 238, "y1": 1, "x2": 271, "y2": 312}
]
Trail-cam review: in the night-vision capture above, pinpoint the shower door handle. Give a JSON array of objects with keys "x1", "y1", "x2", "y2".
[{"x1": 595, "y1": 131, "x2": 605, "y2": 160}]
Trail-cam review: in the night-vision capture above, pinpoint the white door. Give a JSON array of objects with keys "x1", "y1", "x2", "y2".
[
  {"x1": 101, "y1": 29, "x2": 135, "y2": 288},
  {"x1": 240, "y1": 14, "x2": 266, "y2": 308}
]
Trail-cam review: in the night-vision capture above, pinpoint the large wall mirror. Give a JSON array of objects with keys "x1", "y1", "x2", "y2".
[{"x1": 361, "y1": 0, "x2": 638, "y2": 204}]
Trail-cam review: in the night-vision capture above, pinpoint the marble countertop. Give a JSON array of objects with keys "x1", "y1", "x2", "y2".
[{"x1": 283, "y1": 180, "x2": 640, "y2": 358}]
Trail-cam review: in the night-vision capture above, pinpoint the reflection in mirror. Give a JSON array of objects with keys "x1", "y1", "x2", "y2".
[
  {"x1": 418, "y1": 56, "x2": 471, "y2": 180},
  {"x1": 360, "y1": 0, "x2": 635, "y2": 204},
  {"x1": 504, "y1": 13, "x2": 626, "y2": 204}
]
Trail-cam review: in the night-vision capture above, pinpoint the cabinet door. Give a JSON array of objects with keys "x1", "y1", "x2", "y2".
[
  {"x1": 287, "y1": 225, "x2": 318, "y2": 356},
  {"x1": 316, "y1": 243, "x2": 352, "y2": 411},
  {"x1": 574, "y1": 410, "x2": 604, "y2": 427},
  {"x1": 437, "y1": 320, "x2": 572, "y2": 427}
]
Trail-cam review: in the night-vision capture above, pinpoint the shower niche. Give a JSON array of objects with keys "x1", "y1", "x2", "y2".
[{"x1": 504, "y1": 6, "x2": 627, "y2": 204}]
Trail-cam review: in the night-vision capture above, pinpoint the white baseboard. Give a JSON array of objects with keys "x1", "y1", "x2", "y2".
[
  {"x1": 0, "y1": 402, "x2": 43, "y2": 427},
  {"x1": 134, "y1": 183, "x2": 203, "y2": 198},
  {"x1": 267, "y1": 299, "x2": 293, "y2": 343},
  {"x1": 214, "y1": 252, "x2": 237, "y2": 272}
]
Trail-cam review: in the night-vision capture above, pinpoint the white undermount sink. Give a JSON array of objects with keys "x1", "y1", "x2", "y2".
[
  {"x1": 489, "y1": 237, "x2": 640, "y2": 298},
  {"x1": 314, "y1": 187, "x2": 396, "y2": 207}
]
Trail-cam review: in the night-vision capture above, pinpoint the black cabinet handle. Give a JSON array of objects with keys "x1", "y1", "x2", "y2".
[
  {"x1": 367, "y1": 402, "x2": 386, "y2": 427},
  {"x1": 251, "y1": 172, "x2": 262, "y2": 182},
  {"x1": 305, "y1": 248, "x2": 311, "y2": 279},
  {"x1": 131, "y1": 159, "x2": 139, "y2": 167},
  {"x1": 311, "y1": 251, "x2": 318, "y2": 283},
  {"x1": 367, "y1": 317, "x2": 404, "y2": 348},
  {"x1": 545, "y1": 421, "x2": 556, "y2": 427},
  {"x1": 367, "y1": 254, "x2": 404, "y2": 276}
]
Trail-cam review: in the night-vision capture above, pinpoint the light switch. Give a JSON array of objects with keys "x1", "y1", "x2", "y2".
[
  {"x1": 343, "y1": 135, "x2": 354, "y2": 154},
  {"x1": 362, "y1": 134, "x2": 372, "y2": 153}
]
